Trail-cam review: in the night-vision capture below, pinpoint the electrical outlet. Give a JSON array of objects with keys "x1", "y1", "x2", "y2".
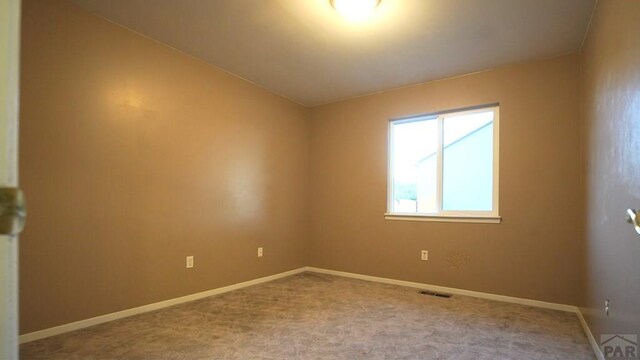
[
  {"x1": 605, "y1": 299, "x2": 610, "y2": 316},
  {"x1": 421, "y1": 250, "x2": 429, "y2": 261},
  {"x1": 257, "y1": 247, "x2": 263, "y2": 258},
  {"x1": 186, "y1": 256, "x2": 194, "y2": 268}
]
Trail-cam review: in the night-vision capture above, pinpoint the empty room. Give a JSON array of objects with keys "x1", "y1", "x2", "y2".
[{"x1": 1, "y1": 0, "x2": 639, "y2": 359}]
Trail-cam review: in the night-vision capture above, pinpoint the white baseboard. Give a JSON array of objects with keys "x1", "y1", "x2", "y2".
[
  {"x1": 576, "y1": 309, "x2": 604, "y2": 360},
  {"x1": 19, "y1": 267, "x2": 307, "y2": 344},
  {"x1": 21, "y1": 265, "x2": 602, "y2": 360},
  {"x1": 305, "y1": 267, "x2": 604, "y2": 360},
  {"x1": 305, "y1": 267, "x2": 577, "y2": 312}
]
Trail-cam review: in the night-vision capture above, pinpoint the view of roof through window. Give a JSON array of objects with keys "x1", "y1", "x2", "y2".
[{"x1": 390, "y1": 110, "x2": 495, "y2": 214}]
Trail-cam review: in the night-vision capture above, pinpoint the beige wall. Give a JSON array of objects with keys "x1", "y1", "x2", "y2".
[
  {"x1": 579, "y1": 0, "x2": 640, "y2": 340},
  {"x1": 22, "y1": 0, "x2": 621, "y2": 339},
  {"x1": 19, "y1": 0, "x2": 309, "y2": 333},
  {"x1": 309, "y1": 55, "x2": 582, "y2": 305}
]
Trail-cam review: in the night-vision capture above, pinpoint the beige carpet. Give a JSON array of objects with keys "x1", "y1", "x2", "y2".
[{"x1": 20, "y1": 272, "x2": 595, "y2": 359}]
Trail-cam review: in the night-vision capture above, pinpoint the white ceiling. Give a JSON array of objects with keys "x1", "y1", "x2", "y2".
[{"x1": 69, "y1": 0, "x2": 596, "y2": 107}]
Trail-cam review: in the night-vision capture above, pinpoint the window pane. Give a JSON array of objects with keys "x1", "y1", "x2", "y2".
[
  {"x1": 391, "y1": 119, "x2": 438, "y2": 213},
  {"x1": 442, "y1": 111, "x2": 494, "y2": 211}
]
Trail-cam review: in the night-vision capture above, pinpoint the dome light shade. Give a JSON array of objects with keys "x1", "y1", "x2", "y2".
[{"x1": 331, "y1": 0, "x2": 381, "y2": 22}]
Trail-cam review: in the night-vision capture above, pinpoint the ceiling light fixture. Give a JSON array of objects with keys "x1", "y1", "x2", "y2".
[{"x1": 331, "y1": 0, "x2": 381, "y2": 22}]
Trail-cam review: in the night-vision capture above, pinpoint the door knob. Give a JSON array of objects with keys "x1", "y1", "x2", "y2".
[{"x1": 627, "y1": 209, "x2": 640, "y2": 236}]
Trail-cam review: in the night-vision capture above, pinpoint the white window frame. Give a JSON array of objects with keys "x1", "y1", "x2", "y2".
[{"x1": 385, "y1": 105, "x2": 501, "y2": 224}]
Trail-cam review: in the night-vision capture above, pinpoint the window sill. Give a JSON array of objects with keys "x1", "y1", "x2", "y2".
[{"x1": 384, "y1": 214, "x2": 502, "y2": 224}]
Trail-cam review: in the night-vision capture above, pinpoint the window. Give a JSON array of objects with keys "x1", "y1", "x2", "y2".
[{"x1": 386, "y1": 105, "x2": 500, "y2": 223}]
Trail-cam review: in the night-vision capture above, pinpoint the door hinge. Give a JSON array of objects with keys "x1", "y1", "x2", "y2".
[{"x1": 0, "y1": 187, "x2": 26, "y2": 235}]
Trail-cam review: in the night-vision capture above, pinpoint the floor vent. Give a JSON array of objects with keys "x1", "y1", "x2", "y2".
[{"x1": 419, "y1": 290, "x2": 452, "y2": 298}]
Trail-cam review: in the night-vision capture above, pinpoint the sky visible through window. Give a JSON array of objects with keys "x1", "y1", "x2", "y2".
[
  {"x1": 392, "y1": 112, "x2": 492, "y2": 183},
  {"x1": 391, "y1": 111, "x2": 494, "y2": 213}
]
